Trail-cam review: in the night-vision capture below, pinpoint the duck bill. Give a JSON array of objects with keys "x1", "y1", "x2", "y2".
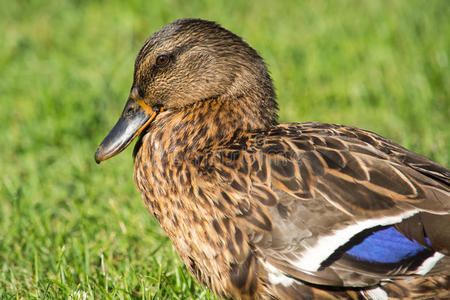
[{"x1": 95, "y1": 98, "x2": 157, "y2": 164}]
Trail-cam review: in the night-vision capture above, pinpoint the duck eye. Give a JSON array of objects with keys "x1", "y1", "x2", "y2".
[{"x1": 155, "y1": 55, "x2": 169, "y2": 66}]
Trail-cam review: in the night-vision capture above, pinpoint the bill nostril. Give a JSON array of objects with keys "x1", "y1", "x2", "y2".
[{"x1": 124, "y1": 106, "x2": 134, "y2": 117}]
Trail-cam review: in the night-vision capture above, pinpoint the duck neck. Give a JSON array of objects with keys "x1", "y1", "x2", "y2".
[{"x1": 136, "y1": 96, "x2": 277, "y2": 157}]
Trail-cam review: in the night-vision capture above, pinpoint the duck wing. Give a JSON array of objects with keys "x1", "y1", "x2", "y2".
[
  {"x1": 203, "y1": 122, "x2": 449, "y2": 293},
  {"x1": 299, "y1": 122, "x2": 450, "y2": 185}
]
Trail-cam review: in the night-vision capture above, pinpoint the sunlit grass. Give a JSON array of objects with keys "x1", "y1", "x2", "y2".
[{"x1": 0, "y1": 0, "x2": 448, "y2": 298}]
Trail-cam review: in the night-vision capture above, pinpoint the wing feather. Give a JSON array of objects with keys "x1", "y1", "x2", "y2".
[{"x1": 206, "y1": 122, "x2": 450, "y2": 289}]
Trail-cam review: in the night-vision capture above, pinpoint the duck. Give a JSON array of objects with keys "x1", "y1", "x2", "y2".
[{"x1": 95, "y1": 18, "x2": 450, "y2": 299}]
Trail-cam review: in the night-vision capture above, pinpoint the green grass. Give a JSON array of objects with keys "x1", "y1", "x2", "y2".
[{"x1": 0, "y1": 0, "x2": 448, "y2": 298}]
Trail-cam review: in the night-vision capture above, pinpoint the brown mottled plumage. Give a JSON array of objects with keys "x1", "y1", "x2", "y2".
[{"x1": 95, "y1": 19, "x2": 450, "y2": 299}]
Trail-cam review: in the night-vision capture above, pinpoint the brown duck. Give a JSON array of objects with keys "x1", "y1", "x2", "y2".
[{"x1": 95, "y1": 19, "x2": 450, "y2": 299}]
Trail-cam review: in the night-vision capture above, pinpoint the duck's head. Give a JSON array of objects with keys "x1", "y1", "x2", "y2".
[{"x1": 95, "y1": 18, "x2": 276, "y2": 163}]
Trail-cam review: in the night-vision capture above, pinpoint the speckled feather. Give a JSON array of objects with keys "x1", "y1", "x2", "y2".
[
  {"x1": 100, "y1": 18, "x2": 450, "y2": 299},
  {"x1": 134, "y1": 100, "x2": 450, "y2": 299}
]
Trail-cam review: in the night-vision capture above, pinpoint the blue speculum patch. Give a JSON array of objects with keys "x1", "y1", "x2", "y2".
[{"x1": 346, "y1": 226, "x2": 430, "y2": 263}]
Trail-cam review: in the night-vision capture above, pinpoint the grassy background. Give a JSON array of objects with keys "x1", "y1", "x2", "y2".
[{"x1": 0, "y1": 0, "x2": 448, "y2": 298}]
